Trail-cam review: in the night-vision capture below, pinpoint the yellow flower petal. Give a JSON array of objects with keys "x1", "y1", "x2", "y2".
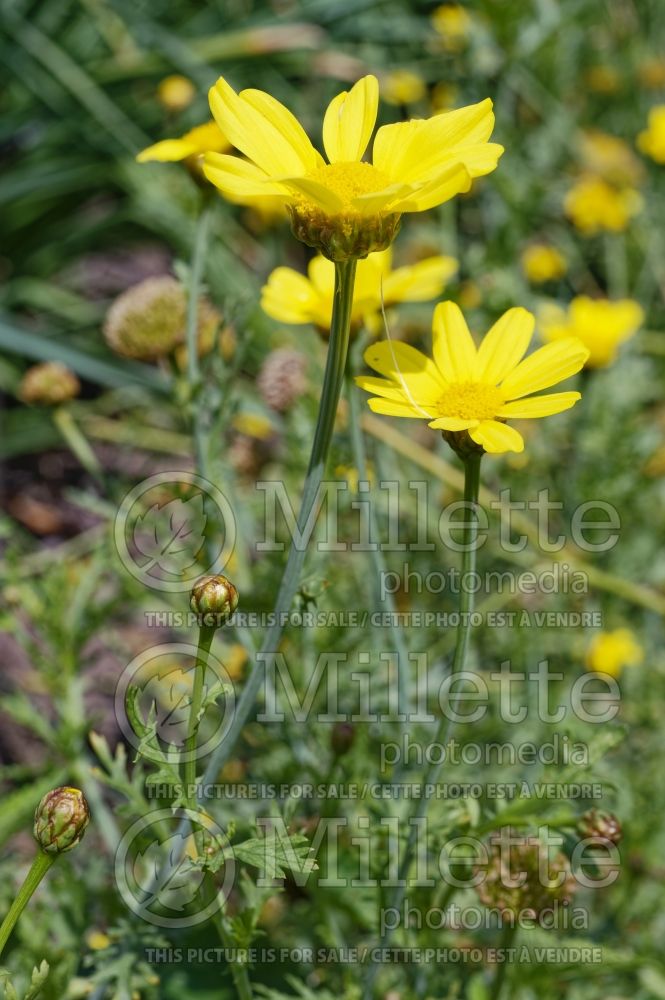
[
  {"x1": 432, "y1": 301, "x2": 477, "y2": 380},
  {"x1": 496, "y1": 391, "x2": 581, "y2": 418},
  {"x1": 203, "y1": 153, "x2": 287, "y2": 201},
  {"x1": 279, "y1": 175, "x2": 346, "y2": 212},
  {"x1": 355, "y1": 375, "x2": 412, "y2": 401},
  {"x1": 137, "y1": 122, "x2": 230, "y2": 163},
  {"x1": 428, "y1": 416, "x2": 478, "y2": 430},
  {"x1": 383, "y1": 256, "x2": 458, "y2": 303},
  {"x1": 391, "y1": 163, "x2": 472, "y2": 212},
  {"x1": 475, "y1": 307, "x2": 534, "y2": 385},
  {"x1": 209, "y1": 76, "x2": 322, "y2": 177},
  {"x1": 322, "y1": 75, "x2": 379, "y2": 163},
  {"x1": 367, "y1": 396, "x2": 425, "y2": 417},
  {"x1": 260, "y1": 267, "x2": 321, "y2": 324},
  {"x1": 351, "y1": 182, "x2": 419, "y2": 214},
  {"x1": 499, "y1": 338, "x2": 589, "y2": 400},
  {"x1": 362, "y1": 341, "x2": 446, "y2": 405},
  {"x1": 372, "y1": 120, "x2": 422, "y2": 181},
  {"x1": 469, "y1": 420, "x2": 524, "y2": 453}
]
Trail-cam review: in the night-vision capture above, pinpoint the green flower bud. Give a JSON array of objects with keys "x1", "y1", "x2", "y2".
[
  {"x1": 578, "y1": 809, "x2": 622, "y2": 845},
  {"x1": 19, "y1": 362, "x2": 80, "y2": 406},
  {"x1": 190, "y1": 574, "x2": 239, "y2": 627},
  {"x1": 34, "y1": 787, "x2": 90, "y2": 855}
]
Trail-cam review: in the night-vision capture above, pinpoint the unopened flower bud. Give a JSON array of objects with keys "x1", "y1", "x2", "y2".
[
  {"x1": 19, "y1": 362, "x2": 80, "y2": 406},
  {"x1": 34, "y1": 786, "x2": 90, "y2": 855},
  {"x1": 331, "y1": 722, "x2": 355, "y2": 757},
  {"x1": 578, "y1": 809, "x2": 622, "y2": 845},
  {"x1": 190, "y1": 574, "x2": 239, "y2": 627}
]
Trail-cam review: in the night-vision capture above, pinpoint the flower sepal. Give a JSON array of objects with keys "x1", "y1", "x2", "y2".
[{"x1": 288, "y1": 206, "x2": 401, "y2": 262}]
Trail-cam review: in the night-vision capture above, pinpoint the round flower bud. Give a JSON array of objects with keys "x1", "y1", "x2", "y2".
[
  {"x1": 34, "y1": 786, "x2": 90, "y2": 855},
  {"x1": 157, "y1": 74, "x2": 196, "y2": 112},
  {"x1": 257, "y1": 348, "x2": 308, "y2": 413},
  {"x1": 19, "y1": 362, "x2": 80, "y2": 406},
  {"x1": 475, "y1": 829, "x2": 576, "y2": 923},
  {"x1": 577, "y1": 809, "x2": 622, "y2": 845},
  {"x1": 103, "y1": 276, "x2": 220, "y2": 361},
  {"x1": 190, "y1": 574, "x2": 239, "y2": 627},
  {"x1": 331, "y1": 722, "x2": 355, "y2": 757}
]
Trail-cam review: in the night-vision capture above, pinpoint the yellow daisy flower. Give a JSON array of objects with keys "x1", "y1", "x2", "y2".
[
  {"x1": 564, "y1": 175, "x2": 643, "y2": 234},
  {"x1": 540, "y1": 296, "x2": 643, "y2": 368},
  {"x1": 202, "y1": 74, "x2": 503, "y2": 260},
  {"x1": 381, "y1": 70, "x2": 427, "y2": 106},
  {"x1": 431, "y1": 4, "x2": 472, "y2": 50},
  {"x1": 637, "y1": 105, "x2": 665, "y2": 164},
  {"x1": 137, "y1": 121, "x2": 230, "y2": 165},
  {"x1": 578, "y1": 129, "x2": 644, "y2": 186},
  {"x1": 521, "y1": 244, "x2": 567, "y2": 284},
  {"x1": 261, "y1": 248, "x2": 457, "y2": 332},
  {"x1": 356, "y1": 301, "x2": 589, "y2": 454},
  {"x1": 586, "y1": 628, "x2": 644, "y2": 678}
]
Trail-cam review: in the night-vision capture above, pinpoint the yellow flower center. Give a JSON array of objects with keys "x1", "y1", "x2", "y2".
[
  {"x1": 436, "y1": 382, "x2": 504, "y2": 420},
  {"x1": 304, "y1": 161, "x2": 391, "y2": 211}
]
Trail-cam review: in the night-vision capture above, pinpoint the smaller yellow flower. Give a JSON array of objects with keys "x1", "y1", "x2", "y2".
[
  {"x1": 156, "y1": 75, "x2": 196, "y2": 112},
  {"x1": 431, "y1": 82, "x2": 459, "y2": 113},
  {"x1": 564, "y1": 175, "x2": 643, "y2": 234},
  {"x1": 137, "y1": 121, "x2": 230, "y2": 165},
  {"x1": 540, "y1": 296, "x2": 643, "y2": 368},
  {"x1": 382, "y1": 70, "x2": 427, "y2": 106},
  {"x1": 86, "y1": 930, "x2": 111, "y2": 951},
  {"x1": 261, "y1": 249, "x2": 457, "y2": 333},
  {"x1": 578, "y1": 130, "x2": 643, "y2": 186},
  {"x1": 586, "y1": 628, "x2": 644, "y2": 678},
  {"x1": 431, "y1": 4, "x2": 472, "y2": 49},
  {"x1": 637, "y1": 105, "x2": 665, "y2": 164},
  {"x1": 585, "y1": 65, "x2": 621, "y2": 94},
  {"x1": 521, "y1": 244, "x2": 567, "y2": 284},
  {"x1": 356, "y1": 301, "x2": 589, "y2": 454}
]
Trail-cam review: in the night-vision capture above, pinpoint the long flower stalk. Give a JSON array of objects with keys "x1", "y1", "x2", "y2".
[
  {"x1": 0, "y1": 852, "x2": 54, "y2": 958},
  {"x1": 362, "y1": 451, "x2": 482, "y2": 999}
]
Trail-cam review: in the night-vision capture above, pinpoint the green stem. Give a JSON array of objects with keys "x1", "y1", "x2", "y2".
[
  {"x1": 186, "y1": 201, "x2": 213, "y2": 391},
  {"x1": 214, "y1": 915, "x2": 254, "y2": 1000},
  {"x1": 490, "y1": 922, "x2": 518, "y2": 1000},
  {"x1": 346, "y1": 369, "x2": 409, "y2": 738},
  {"x1": 200, "y1": 258, "x2": 357, "y2": 777},
  {"x1": 52, "y1": 406, "x2": 104, "y2": 486},
  {"x1": 362, "y1": 451, "x2": 482, "y2": 999},
  {"x1": 141, "y1": 258, "x2": 358, "y2": 905},
  {"x1": 0, "y1": 850, "x2": 55, "y2": 958},
  {"x1": 184, "y1": 626, "x2": 216, "y2": 812}
]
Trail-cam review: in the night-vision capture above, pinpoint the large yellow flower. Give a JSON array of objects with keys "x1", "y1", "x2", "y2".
[
  {"x1": 540, "y1": 296, "x2": 643, "y2": 368},
  {"x1": 202, "y1": 74, "x2": 502, "y2": 259},
  {"x1": 356, "y1": 302, "x2": 589, "y2": 454},
  {"x1": 261, "y1": 249, "x2": 457, "y2": 332}
]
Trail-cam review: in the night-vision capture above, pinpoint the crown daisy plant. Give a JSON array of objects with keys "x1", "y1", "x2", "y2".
[{"x1": 358, "y1": 301, "x2": 588, "y2": 998}]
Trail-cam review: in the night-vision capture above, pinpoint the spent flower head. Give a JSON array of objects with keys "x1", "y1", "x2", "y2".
[
  {"x1": 19, "y1": 362, "x2": 80, "y2": 406},
  {"x1": 540, "y1": 296, "x2": 643, "y2": 368},
  {"x1": 356, "y1": 300, "x2": 588, "y2": 455},
  {"x1": 202, "y1": 74, "x2": 502, "y2": 260},
  {"x1": 261, "y1": 248, "x2": 457, "y2": 335},
  {"x1": 104, "y1": 275, "x2": 220, "y2": 361},
  {"x1": 34, "y1": 786, "x2": 90, "y2": 855}
]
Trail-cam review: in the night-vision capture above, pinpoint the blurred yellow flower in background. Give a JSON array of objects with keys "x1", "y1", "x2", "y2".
[
  {"x1": 586, "y1": 628, "x2": 644, "y2": 677},
  {"x1": 637, "y1": 105, "x2": 665, "y2": 164},
  {"x1": 585, "y1": 65, "x2": 621, "y2": 94},
  {"x1": 156, "y1": 74, "x2": 196, "y2": 112},
  {"x1": 261, "y1": 249, "x2": 457, "y2": 332},
  {"x1": 357, "y1": 301, "x2": 588, "y2": 454},
  {"x1": 137, "y1": 121, "x2": 230, "y2": 165},
  {"x1": 431, "y1": 4, "x2": 472, "y2": 50},
  {"x1": 381, "y1": 70, "x2": 427, "y2": 106},
  {"x1": 521, "y1": 244, "x2": 567, "y2": 284},
  {"x1": 638, "y1": 58, "x2": 665, "y2": 89},
  {"x1": 540, "y1": 296, "x2": 643, "y2": 368},
  {"x1": 564, "y1": 175, "x2": 643, "y2": 234},
  {"x1": 578, "y1": 130, "x2": 644, "y2": 186},
  {"x1": 431, "y1": 82, "x2": 460, "y2": 113}
]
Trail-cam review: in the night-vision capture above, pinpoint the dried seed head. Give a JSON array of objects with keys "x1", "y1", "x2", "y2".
[
  {"x1": 19, "y1": 362, "x2": 80, "y2": 406},
  {"x1": 257, "y1": 348, "x2": 308, "y2": 413}
]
